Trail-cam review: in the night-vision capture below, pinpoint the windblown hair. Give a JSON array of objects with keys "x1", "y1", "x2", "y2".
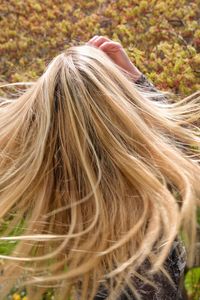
[{"x1": 0, "y1": 44, "x2": 200, "y2": 300}]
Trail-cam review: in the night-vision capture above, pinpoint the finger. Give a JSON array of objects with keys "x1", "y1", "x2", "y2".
[
  {"x1": 86, "y1": 35, "x2": 99, "y2": 44},
  {"x1": 92, "y1": 36, "x2": 110, "y2": 47},
  {"x1": 99, "y1": 41, "x2": 121, "y2": 52},
  {"x1": 99, "y1": 41, "x2": 113, "y2": 51}
]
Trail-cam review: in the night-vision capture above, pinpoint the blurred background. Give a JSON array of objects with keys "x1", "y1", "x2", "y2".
[{"x1": 0, "y1": 0, "x2": 200, "y2": 299}]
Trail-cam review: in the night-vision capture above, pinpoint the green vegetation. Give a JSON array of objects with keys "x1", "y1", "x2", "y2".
[
  {"x1": 1, "y1": 0, "x2": 200, "y2": 96},
  {"x1": 185, "y1": 267, "x2": 200, "y2": 300}
]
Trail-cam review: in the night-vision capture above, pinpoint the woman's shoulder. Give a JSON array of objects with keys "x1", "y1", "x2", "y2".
[
  {"x1": 134, "y1": 73, "x2": 158, "y2": 93},
  {"x1": 120, "y1": 237, "x2": 187, "y2": 300},
  {"x1": 94, "y1": 238, "x2": 187, "y2": 300},
  {"x1": 134, "y1": 73, "x2": 170, "y2": 104}
]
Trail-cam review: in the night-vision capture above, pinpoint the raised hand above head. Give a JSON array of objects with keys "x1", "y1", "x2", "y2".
[{"x1": 86, "y1": 35, "x2": 142, "y2": 82}]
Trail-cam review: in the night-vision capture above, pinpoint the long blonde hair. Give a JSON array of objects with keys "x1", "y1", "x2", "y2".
[{"x1": 0, "y1": 44, "x2": 200, "y2": 300}]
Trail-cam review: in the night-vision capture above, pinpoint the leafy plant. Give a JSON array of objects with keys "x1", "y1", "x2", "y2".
[{"x1": 185, "y1": 267, "x2": 200, "y2": 300}]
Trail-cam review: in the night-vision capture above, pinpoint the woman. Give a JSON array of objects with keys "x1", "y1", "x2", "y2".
[{"x1": 0, "y1": 35, "x2": 199, "y2": 300}]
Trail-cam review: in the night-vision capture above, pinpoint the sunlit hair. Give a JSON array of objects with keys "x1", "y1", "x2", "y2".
[{"x1": 0, "y1": 44, "x2": 200, "y2": 300}]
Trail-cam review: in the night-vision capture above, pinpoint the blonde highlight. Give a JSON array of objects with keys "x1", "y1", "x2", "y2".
[{"x1": 0, "y1": 44, "x2": 199, "y2": 299}]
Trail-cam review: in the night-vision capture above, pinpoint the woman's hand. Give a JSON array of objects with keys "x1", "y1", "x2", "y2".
[{"x1": 86, "y1": 35, "x2": 142, "y2": 82}]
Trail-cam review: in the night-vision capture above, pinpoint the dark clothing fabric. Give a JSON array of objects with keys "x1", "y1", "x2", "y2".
[
  {"x1": 94, "y1": 74, "x2": 187, "y2": 300},
  {"x1": 135, "y1": 73, "x2": 158, "y2": 91},
  {"x1": 94, "y1": 239, "x2": 186, "y2": 300}
]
